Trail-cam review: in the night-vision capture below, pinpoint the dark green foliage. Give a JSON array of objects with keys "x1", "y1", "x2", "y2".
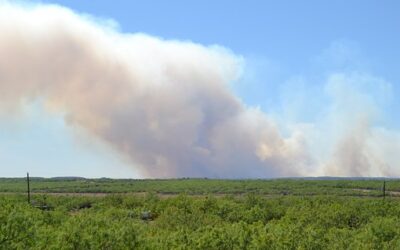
[
  {"x1": 1, "y1": 193, "x2": 400, "y2": 249},
  {"x1": 1, "y1": 177, "x2": 399, "y2": 197},
  {"x1": 2, "y1": 179, "x2": 400, "y2": 249}
]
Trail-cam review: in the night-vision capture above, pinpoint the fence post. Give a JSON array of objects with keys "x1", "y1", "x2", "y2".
[
  {"x1": 383, "y1": 180, "x2": 386, "y2": 199},
  {"x1": 27, "y1": 172, "x2": 30, "y2": 204}
]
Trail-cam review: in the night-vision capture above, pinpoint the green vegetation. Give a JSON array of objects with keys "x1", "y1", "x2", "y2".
[
  {"x1": 1, "y1": 178, "x2": 400, "y2": 249},
  {"x1": 0, "y1": 177, "x2": 397, "y2": 196}
]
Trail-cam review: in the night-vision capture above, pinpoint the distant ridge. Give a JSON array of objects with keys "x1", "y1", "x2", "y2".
[
  {"x1": 0, "y1": 176, "x2": 398, "y2": 181},
  {"x1": 282, "y1": 176, "x2": 398, "y2": 180}
]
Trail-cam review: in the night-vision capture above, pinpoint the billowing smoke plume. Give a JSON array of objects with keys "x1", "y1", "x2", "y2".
[
  {"x1": 2, "y1": 3, "x2": 399, "y2": 178},
  {"x1": 319, "y1": 73, "x2": 397, "y2": 177},
  {"x1": 0, "y1": 3, "x2": 307, "y2": 178},
  {"x1": 290, "y1": 72, "x2": 399, "y2": 177}
]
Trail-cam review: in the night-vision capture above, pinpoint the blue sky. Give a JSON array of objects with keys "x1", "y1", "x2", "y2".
[{"x1": 1, "y1": 0, "x2": 399, "y2": 177}]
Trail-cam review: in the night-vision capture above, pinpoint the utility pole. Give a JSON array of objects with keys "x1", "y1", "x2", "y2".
[{"x1": 27, "y1": 172, "x2": 31, "y2": 204}]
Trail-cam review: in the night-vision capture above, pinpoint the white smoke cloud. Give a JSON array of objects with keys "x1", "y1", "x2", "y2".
[
  {"x1": 0, "y1": 3, "x2": 307, "y2": 178},
  {"x1": 1, "y1": 3, "x2": 399, "y2": 178},
  {"x1": 321, "y1": 73, "x2": 395, "y2": 176},
  {"x1": 284, "y1": 72, "x2": 399, "y2": 177}
]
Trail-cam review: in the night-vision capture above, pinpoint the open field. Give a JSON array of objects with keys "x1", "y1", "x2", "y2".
[
  {"x1": 2, "y1": 178, "x2": 400, "y2": 249},
  {"x1": 0, "y1": 177, "x2": 397, "y2": 197}
]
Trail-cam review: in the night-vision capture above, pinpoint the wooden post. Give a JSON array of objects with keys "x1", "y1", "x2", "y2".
[
  {"x1": 27, "y1": 172, "x2": 30, "y2": 204},
  {"x1": 383, "y1": 180, "x2": 386, "y2": 199}
]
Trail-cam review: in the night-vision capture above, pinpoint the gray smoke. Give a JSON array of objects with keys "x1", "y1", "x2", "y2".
[
  {"x1": 0, "y1": 3, "x2": 306, "y2": 178},
  {"x1": 2, "y1": 3, "x2": 398, "y2": 178}
]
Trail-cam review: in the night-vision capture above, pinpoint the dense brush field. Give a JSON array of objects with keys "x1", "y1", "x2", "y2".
[
  {"x1": 1, "y1": 178, "x2": 400, "y2": 249},
  {"x1": 0, "y1": 177, "x2": 397, "y2": 196}
]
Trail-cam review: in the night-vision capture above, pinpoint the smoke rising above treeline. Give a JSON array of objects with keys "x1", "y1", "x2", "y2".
[{"x1": 0, "y1": 3, "x2": 399, "y2": 178}]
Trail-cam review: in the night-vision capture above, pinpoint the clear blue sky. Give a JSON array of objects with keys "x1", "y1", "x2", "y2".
[{"x1": 1, "y1": 0, "x2": 399, "y2": 177}]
